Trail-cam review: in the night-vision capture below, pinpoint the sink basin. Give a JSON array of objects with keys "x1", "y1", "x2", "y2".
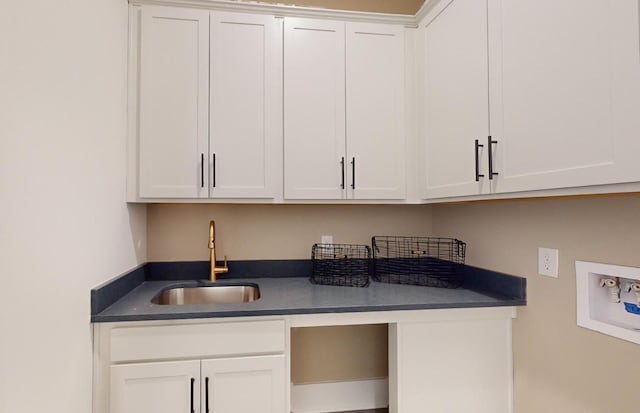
[{"x1": 151, "y1": 284, "x2": 260, "y2": 305}]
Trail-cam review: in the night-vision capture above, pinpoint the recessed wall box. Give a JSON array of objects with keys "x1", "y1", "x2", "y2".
[{"x1": 576, "y1": 261, "x2": 640, "y2": 345}]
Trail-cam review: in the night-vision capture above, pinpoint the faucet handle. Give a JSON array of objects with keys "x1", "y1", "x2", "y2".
[{"x1": 223, "y1": 255, "x2": 228, "y2": 268}]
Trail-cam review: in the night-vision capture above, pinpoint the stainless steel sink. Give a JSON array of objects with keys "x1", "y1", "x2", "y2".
[{"x1": 151, "y1": 284, "x2": 260, "y2": 305}]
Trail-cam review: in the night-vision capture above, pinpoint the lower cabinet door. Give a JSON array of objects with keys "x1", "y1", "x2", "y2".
[
  {"x1": 111, "y1": 360, "x2": 201, "y2": 413},
  {"x1": 390, "y1": 318, "x2": 512, "y2": 413},
  {"x1": 202, "y1": 355, "x2": 285, "y2": 413}
]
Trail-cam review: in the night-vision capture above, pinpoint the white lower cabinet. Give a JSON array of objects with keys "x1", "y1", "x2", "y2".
[
  {"x1": 99, "y1": 319, "x2": 287, "y2": 413},
  {"x1": 111, "y1": 356, "x2": 285, "y2": 413},
  {"x1": 111, "y1": 360, "x2": 201, "y2": 413},
  {"x1": 390, "y1": 317, "x2": 512, "y2": 413},
  {"x1": 96, "y1": 310, "x2": 516, "y2": 413},
  {"x1": 288, "y1": 307, "x2": 515, "y2": 413},
  {"x1": 203, "y1": 355, "x2": 285, "y2": 413}
]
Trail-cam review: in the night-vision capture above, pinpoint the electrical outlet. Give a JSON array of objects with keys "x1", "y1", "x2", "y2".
[
  {"x1": 321, "y1": 235, "x2": 333, "y2": 244},
  {"x1": 538, "y1": 247, "x2": 559, "y2": 278}
]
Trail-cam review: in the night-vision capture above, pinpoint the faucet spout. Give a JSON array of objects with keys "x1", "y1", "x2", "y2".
[
  {"x1": 208, "y1": 220, "x2": 228, "y2": 281},
  {"x1": 208, "y1": 219, "x2": 215, "y2": 249}
]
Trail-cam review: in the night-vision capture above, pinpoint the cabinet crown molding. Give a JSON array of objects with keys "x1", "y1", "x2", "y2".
[
  {"x1": 131, "y1": 0, "x2": 418, "y2": 25},
  {"x1": 414, "y1": 0, "x2": 439, "y2": 23}
]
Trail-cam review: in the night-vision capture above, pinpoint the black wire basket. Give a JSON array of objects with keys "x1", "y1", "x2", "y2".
[
  {"x1": 311, "y1": 243, "x2": 371, "y2": 287},
  {"x1": 372, "y1": 236, "x2": 466, "y2": 288}
]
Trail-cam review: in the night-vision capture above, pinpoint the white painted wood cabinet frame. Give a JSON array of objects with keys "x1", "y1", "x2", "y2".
[
  {"x1": 93, "y1": 307, "x2": 516, "y2": 413},
  {"x1": 128, "y1": 5, "x2": 282, "y2": 202},
  {"x1": 127, "y1": 0, "x2": 640, "y2": 204},
  {"x1": 96, "y1": 317, "x2": 289, "y2": 413},
  {"x1": 283, "y1": 18, "x2": 408, "y2": 201},
  {"x1": 419, "y1": 0, "x2": 640, "y2": 201}
]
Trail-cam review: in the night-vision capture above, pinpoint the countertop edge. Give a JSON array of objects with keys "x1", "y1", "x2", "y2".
[{"x1": 90, "y1": 299, "x2": 526, "y2": 323}]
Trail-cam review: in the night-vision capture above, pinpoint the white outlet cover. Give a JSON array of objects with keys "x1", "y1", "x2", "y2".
[
  {"x1": 538, "y1": 247, "x2": 559, "y2": 278},
  {"x1": 321, "y1": 235, "x2": 333, "y2": 244}
]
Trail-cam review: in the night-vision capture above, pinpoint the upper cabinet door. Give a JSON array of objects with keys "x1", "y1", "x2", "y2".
[
  {"x1": 421, "y1": 0, "x2": 490, "y2": 199},
  {"x1": 210, "y1": 12, "x2": 282, "y2": 198},
  {"x1": 283, "y1": 18, "x2": 346, "y2": 200},
  {"x1": 488, "y1": 0, "x2": 640, "y2": 194},
  {"x1": 138, "y1": 6, "x2": 210, "y2": 198},
  {"x1": 346, "y1": 23, "x2": 406, "y2": 200}
]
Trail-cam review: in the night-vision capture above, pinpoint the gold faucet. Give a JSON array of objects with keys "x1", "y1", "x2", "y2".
[{"x1": 208, "y1": 220, "x2": 228, "y2": 281}]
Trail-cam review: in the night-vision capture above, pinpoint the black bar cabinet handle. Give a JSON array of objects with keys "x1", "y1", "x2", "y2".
[
  {"x1": 205, "y1": 377, "x2": 210, "y2": 413},
  {"x1": 474, "y1": 139, "x2": 484, "y2": 182},
  {"x1": 487, "y1": 136, "x2": 499, "y2": 180},
  {"x1": 190, "y1": 378, "x2": 195, "y2": 413},
  {"x1": 340, "y1": 157, "x2": 345, "y2": 189},
  {"x1": 212, "y1": 153, "x2": 216, "y2": 188},
  {"x1": 351, "y1": 157, "x2": 355, "y2": 189},
  {"x1": 200, "y1": 154, "x2": 205, "y2": 188}
]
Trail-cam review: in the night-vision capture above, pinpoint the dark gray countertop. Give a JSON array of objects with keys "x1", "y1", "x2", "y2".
[{"x1": 92, "y1": 275, "x2": 526, "y2": 322}]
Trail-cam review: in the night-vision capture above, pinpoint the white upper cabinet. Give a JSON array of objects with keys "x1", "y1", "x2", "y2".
[
  {"x1": 134, "y1": 1, "x2": 640, "y2": 203},
  {"x1": 488, "y1": 0, "x2": 640, "y2": 194},
  {"x1": 283, "y1": 18, "x2": 347, "y2": 200},
  {"x1": 135, "y1": 7, "x2": 281, "y2": 200},
  {"x1": 346, "y1": 23, "x2": 406, "y2": 200},
  {"x1": 138, "y1": 6, "x2": 210, "y2": 198},
  {"x1": 422, "y1": 0, "x2": 640, "y2": 199},
  {"x1": 284, "y1": 18, "x2": 406, "y2": 200},
  {"x1": 210, "y1": 12, "x2": 281, "y2": 198},
  {"x1": 421, "y1": 0, "x2": 490, "y2": 199}
]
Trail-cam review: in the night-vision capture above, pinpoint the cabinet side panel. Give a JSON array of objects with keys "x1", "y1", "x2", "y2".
[{"x1": 398, "y1": 318, "x2": 512, "y2": 413}]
